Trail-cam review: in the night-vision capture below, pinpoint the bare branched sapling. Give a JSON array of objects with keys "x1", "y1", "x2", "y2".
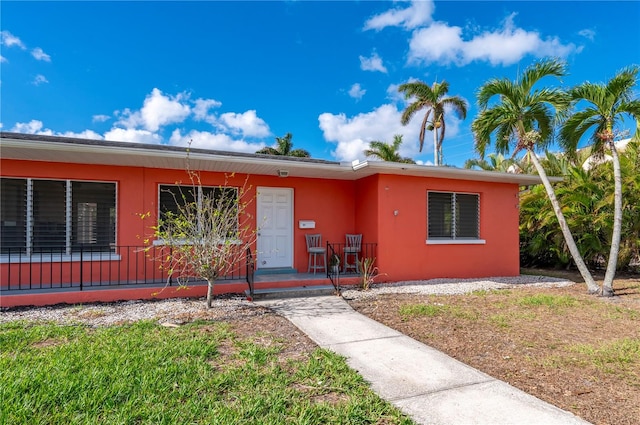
[{"x1": 150, "y1": 171, "x2": 256, "y2": 308}]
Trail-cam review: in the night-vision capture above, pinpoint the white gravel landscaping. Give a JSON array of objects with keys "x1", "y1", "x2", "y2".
[
  {"x1": 341, "y1": 275, "x2": 575, "y2": 300},
  {"x1": 0, "y1": 275, "x2": 575, "y2": 326}
]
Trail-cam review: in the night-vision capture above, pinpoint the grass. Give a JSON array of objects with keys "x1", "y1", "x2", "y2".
[
  {"x1": 516, "y1": 294, "x2": 579, "y2": 309},
  {"x1": 570, "y1": 338, "x2": 640, "y2": 374},
  {"x1": 399, "y1": 303, "x2": 478, "y2": 321},
  {"x1": 0, "y1": 321, "x2": 413, "y2": 425}
]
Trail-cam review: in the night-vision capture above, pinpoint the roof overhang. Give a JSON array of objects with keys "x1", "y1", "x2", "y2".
[{"x1": 0, "y1": 132, "x2": 558, "y2": 185}]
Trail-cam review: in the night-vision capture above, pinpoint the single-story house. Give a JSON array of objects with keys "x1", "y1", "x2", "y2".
[{"x1": 0, "y1": 132, "x2": 549, "y2": 307}]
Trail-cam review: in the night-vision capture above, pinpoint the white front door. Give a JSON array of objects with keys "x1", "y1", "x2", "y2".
[{"x1": 256, "y1": 187, "x2": 293, "y2": 269}]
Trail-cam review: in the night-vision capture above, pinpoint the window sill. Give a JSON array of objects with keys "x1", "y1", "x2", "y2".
[
  {"x1": 426, "y1": 239, "x2": 486, "y2": 245},
  {"x1": 0, "y1": 253, "x2": 121, "y2": 264},
  {"x1": 152, "y1": 239, "x2": 243, "y2": 246}
]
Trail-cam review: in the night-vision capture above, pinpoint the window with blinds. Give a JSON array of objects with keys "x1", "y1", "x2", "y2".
[
  {"x1": 0, "y1": 178, "x2": 116, "y2": 255},
  {"x1": 428, "y1": 191, "x2": 479, "y2": 240},
  {"x1": 1, "y1": 178, "x2": 27, "y2": 254}
]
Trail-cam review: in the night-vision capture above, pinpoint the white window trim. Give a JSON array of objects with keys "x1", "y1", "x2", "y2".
[
  {"x1": 0, "y1": 252, "x2": 121, "y2": 264},
  {"x1": 427, "y1": 190, "x2": 482, "y2": 243},
  {"x1": 152, "y1": 238, "x2": 243, "y2": 247},
  {"x1": 1, "y1": 177, "x2": 118, "y2": 260},
  {"x1": 156, "y1": 184, "x2": 240, "y2": 246},
  {"x1": 426, "y1": 239, "x2": 486, "y2": 245}
]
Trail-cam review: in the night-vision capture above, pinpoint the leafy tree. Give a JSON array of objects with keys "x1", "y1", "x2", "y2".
[
  {"x1": 559, "y1": 66, "x2": 640, "y2": 296},
  {"x1": 148, "y1": 171, "x2": 256, "y2": 308},
  {"x1": 616, "y1": 139, "x2": 640, "y2": 268},
  {"x1": 256, "y1": 133, "x2": 310, "y2": 157},
  {"x1": 398, "y1": 80, "x2": 468, "y2": 165},
  {"x1": 364, "y1": 134, "x2": 415, "y2": 163},
  {"x1": 520, "y1": 141, "x2": 640, "y2": 274},
  {"x1": 472, "y1": 58, "x2": 599, "y2": 294}
]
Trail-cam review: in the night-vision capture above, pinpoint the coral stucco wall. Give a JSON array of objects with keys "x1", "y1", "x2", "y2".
[
  {"x1": 2, "y1": 158, "x2": 522, "y2": 306},
  {"x1": 364, "y1": 174, "x2": 520, "y2": 282},
  {"x1": 1, "y1": 159, "x2": 357, "y2": 283}
]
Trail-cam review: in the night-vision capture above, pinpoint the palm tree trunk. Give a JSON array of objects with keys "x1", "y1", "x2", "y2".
[
  {"x1": 602, "y1": 143, "x2": 622, "y2": 297},
  {"x1": 433, "y1": 127, "x2": 439, "y2": 166},
  {"x1": 528, "y1": 149, "x2": 600, "y2": 293}
]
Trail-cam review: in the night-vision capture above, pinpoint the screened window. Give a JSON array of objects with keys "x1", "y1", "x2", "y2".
[
  {"x1": 0, "y1": 178, "x2": 116, "y2": 255},
  {"x1": 428, "y1": 191, "x2": 480, "y2": 240},
  {"x1": 158, "y1": 185, "x2": 238, "y2": 236}
]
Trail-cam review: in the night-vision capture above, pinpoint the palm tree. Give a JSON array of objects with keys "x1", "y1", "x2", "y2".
[
  {"x1": 464, "y1": 153, "x2": 517, "y2": 172},
  {"x1": 256, "y1": 133, "x2": 310, "y2": 158},
  {"x1": 472, "y1": 58, "x2": 599, "y2": 294},
  {"x1": 398, "y1": 80, "x2": 468, "y2": 166},
  {"x1": 364, "y1": 135, "x2": 415, "y2": 164},
  {"x1": 559, "y1": 66, "x2": 640, "y2": 296}
]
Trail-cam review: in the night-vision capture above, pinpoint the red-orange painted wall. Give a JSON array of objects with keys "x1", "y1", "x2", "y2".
[
  {"x1": 2, "y1": 158, "x2": 522, "y2": 306},
  {"x1": 1, "y1": 159, "x2": 356, "y2": 288},
  {"x1": 357, "y1": 174, "x2": 520, "y2": 282}
]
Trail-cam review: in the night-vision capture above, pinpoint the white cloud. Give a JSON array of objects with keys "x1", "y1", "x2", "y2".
[
  {"x1": 11, "y1": 120, "x2": 52, "y2": 135},
  {"x1": 408, "y1": 14, "x2": 578, "y2": 67},
  {"x1": 348, "y1": 83, "x2": 366, "y2": 100},
  {"x1": 31, "y1": 47, "x2": 51, "y2": 62},
  {"x1": 216, "y1": 110, "x2": 271, "y2": 138},
  {"x1": 114, "y1": 108, "x2": 140, "y2": 128},
  {"x1": 116, "y1": 88, "x2": 191, "y2": 132},
  {"x1": 169, "y1": 129, "x2": 266, "y2": 153},
  {"x1": 0, "y1": 55, "x2": 7, "y2": 63},
  {"x1": 318, "y1": 104, "x2": 423, "y2": 162},
  {"x1": 359, "y1": 52, "x2": 388, "y2": 73},
  {"x1": 11, "y1": 120, "x2": 104, "y2": 140},
  {"x1": 141, "y1": 88, "x2": 190, "y2": 132},
  {"x1": 104, "y1": 127, "x2": 163, "y2": 144},
  {"x1": 319, "y1": 100, "x2": 467, "y2": 162},
  {"x1": 364, "y1": 0, "x2": 434, "y2": 31},
  {"x1": 193, "y1": 98, "x2": 222, "y2": 121},
  {"x1": 0, "y1": 31, "x2": 26, "y2": 49},
  {"x1": 408, "y1": 22, "x2": 463, "y2": 65},
  {"x1": 578, "y1": 28, "x2": 596, "y2": 41},
  {"x1": 92, "y1": 114, "x2": 111, "y2": 123},
  {"x1": 59, "y1": 130, "x2": 103, "y2": 140},
  {"x1": 386, "y1": 83, "x2": 407, "y2": 104},
  {"x1": 33, "y1": 74, "x2": 49, "y2": 85}
]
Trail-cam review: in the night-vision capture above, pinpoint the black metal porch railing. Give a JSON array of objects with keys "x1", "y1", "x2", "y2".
[
  {"x1": 326, "y1": 242, "x2": 378, "y2": 294},
  {"x1": 1, "y1": 245, "x2": 250, "y2": 292},
  {"x1": 326, "y1": 242, "x2": 340, "y2": 295},
  {"x1": 245, "y1": 247, "x2": 255, "y2": 297}
]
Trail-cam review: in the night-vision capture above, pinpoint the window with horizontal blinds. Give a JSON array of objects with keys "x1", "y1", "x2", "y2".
[
  {"x1": 72, "y1": 181, "x2": 116, "y2": 250},
  {"x1": 428, "y1": 191, "x2": 479, "y2": 240},
  {"x1": 427, "y1": 192, "x2": 453, "y2": 238},
  {"x1": 32, "y1": 180, "x2": 67, "y2": 252},
  {"x1": 455, "y1": 194, "x2": 479, "y2": 238},
  {"x1": 0, "y1": 178, "x2": 27, "y2": 253},
  {"x1": 0, "y1": 178, "x2": 116, "y2": 255}
]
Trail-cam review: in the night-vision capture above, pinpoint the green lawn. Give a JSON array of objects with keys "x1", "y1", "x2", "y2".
[{"x1": 0, "y1": 320, "x2": 413, "y2": 425}]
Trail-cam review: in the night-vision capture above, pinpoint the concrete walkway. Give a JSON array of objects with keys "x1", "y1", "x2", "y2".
[{"x1": 256, "y1": 295, "x2": 591, "y2": 425}]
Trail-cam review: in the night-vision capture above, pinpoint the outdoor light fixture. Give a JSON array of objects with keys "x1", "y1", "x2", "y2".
[{"x1": 277, "y1": 169, "x2": 289, "y2": 178}]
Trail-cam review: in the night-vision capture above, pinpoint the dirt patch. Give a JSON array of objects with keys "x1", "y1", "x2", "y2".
[{"x1": 347, "y1": 274, "x2": 640, "y2": 425}]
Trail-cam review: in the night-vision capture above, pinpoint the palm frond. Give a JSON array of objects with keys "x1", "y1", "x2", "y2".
[{"x1": 520, "y1": 58, "x2": 567, "y2": 93}]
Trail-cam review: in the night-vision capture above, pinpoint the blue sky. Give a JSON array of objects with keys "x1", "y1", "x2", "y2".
[{"x1": 2, "y1": 1, "x2": 639, "y2": 167}]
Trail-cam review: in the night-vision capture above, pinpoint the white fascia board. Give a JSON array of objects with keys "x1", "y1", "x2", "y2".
[{"x1": 357, "y1": 160, "x2": 561, "y2": 185}]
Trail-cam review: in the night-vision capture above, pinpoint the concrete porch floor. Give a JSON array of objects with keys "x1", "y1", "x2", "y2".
[{"x1": 1, "y1": 271, "x2": 362, "y2": 308}]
